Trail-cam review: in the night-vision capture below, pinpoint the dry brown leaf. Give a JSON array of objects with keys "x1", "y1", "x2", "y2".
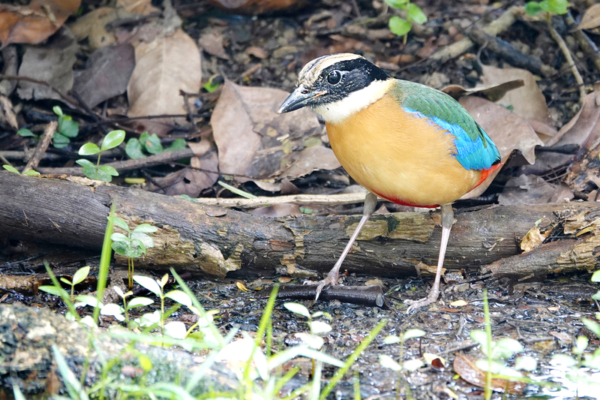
[
  {"x1": 17, "y1": 27, "x2": 78, "y2": 102},
  {"x1": 460, "y1": 96, "x2": 544, "y2": 198},
  {"x1": 127, "y1": 29, "x2": 202, "y2": 133},
  {"x1": 246, "y1": 46, "x2": 267, "y2": 59},
  {"x1": 206, "y1": 0, "x2": 307, "y2": 14},
  {"x1": 146, "y1": 151, "x2": 219, "y2": 196},
  {"x1": 577, "y1": 4, "x2": 600, "y2": 31},
  {"x1": 211, "y1": 80, "x2": 324, "y2": 182},
  {"x1": 498, "y1": 175, "x2": 573, "y2": 206},
  {"x1": 453, "y1": 353, "x2": 526, "y2": 395},
  {"x1": 442, "y1": 80, "x2": 524, "y2": 102},
  {"x1": 280, "y1": 145, "x2": 341, "y2": 179},
  {"x1": 520, "y1": 226, "x2": 549, "y2": 253},
  {"x1": 117, "y1": 0, "x2": 159, "y2": 15},
  {"x1": 0, "y1": 0, "x2": 80, "y2": 46},
  {"x1": 479, "y1": 65, "x2": 556, "y2": 138},
  {"x1": 198, "y1": 28, "x2": 229, "y2": 59},
  {"x1": 69, "y1": 7, "x2": 129, "y2": 50},
  {"x1": 0, "y1": 95, "x2": 18, "y2": 131},
  {"x1": 73, "y1": 44, "x2": 135, "y2": 109}
]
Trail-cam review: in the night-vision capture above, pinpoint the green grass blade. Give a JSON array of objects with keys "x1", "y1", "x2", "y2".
[{"x1": 94, "y1": 204, "x2": 115, "y2": 323}]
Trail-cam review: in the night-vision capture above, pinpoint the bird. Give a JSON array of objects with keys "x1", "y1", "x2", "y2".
[{"x1": 278, "y1": 53, "x2": 501, "y2": 312}]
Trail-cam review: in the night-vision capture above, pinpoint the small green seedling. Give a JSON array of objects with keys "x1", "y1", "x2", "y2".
[
  {"x1": 110, "y1": 216, "x2": 157, "y2": 289},
  {"x1": 76, "y1": 130, "x2": 125, "y2": 182},
  {"x1": 125, "y1": 132, "x2": 185, "y2": 159},
  {"x1": 525, "y1": 0, "x2": 569, "y2": 16},
  {"x1": 2, "y1": 165, "x2": 40, "y2": 176},
  {"x1": 384, "y1": 0, "x2": 427, "y2": 41},
  {"x1": 380, "y1": 329, "x2": 427, "y2": 373},
  {"x1": 53, "y1": 106, "x2": 79, "y2": 148},
  {"x1": 105, "y1": 286, "x2": 154, "y2": 329},
  {"x1": 284, "y1": 303, "x2": 332, "y2": 350},
  {"x1": 203, "y1": 75, "x2": 222, "y2": 93},
  {"x1": 56, "y1": 266, "x2": 90, "y2": 301}
]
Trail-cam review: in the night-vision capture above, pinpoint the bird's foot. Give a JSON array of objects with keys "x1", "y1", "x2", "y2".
[
  {"x1": 304, "y1": 269, "x2": 339, "y2": 301},
  {"x1": 404, "y1": 292, "x2": 439, "y2": 314}
]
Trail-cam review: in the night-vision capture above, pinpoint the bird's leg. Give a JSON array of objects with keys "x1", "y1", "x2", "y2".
[
  {"x1": 405, "y1": 204, "x2": 454, "y2": 313},
  {"x1": 308, "y1": 192, "x2": 378, "y2": 300}
]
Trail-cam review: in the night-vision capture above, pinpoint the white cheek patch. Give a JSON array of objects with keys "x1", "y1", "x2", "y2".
[{"x1": 312, "y1": 79, "x2": 394, "y2": 124}]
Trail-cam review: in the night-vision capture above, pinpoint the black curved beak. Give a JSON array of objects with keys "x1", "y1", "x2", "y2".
[{"x1": 278, "y1": 86, "x2": 322, "y2": 114}]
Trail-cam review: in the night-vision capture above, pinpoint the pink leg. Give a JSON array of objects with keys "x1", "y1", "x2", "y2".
[
  {"x1": 308, "y1": 192, "x2": 378, "y2": 300},
  {"x1": 405, "y1": 204, "x2": 453, "y2": 313}
]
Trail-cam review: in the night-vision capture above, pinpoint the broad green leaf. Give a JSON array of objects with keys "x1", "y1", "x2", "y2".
[
  {"x1": 23, "y1": 170, "x2": 40, "y2": 176},
  {"x1": 3, "y1": 165, "x2": 19, "y2": 174},
  {"x1": 403, "y1": 358, "x2": 425, "y2": 371},
  {"x1": 114, "y1": 286, "x2": 125, "y2": 298},
  {"x1": 98, "y1": 165, "x2": 118, "y2": 176},
  {"x1": 76, "y1": 159, "x2": 95, "y2": 168},
  {"x1": 403, "y1": 329, "x2": 426, "y2": 340},
  {"x1": 384, "y1": 0, "x2": 408, "y2": 8},
  {"x1": 296, "y1": 333, "x2": 324, "y2": 349},
  {"x1": 101, "y1": 130, "x2": 126, "y2": 151},
  {"x1": 111, "y1": 240, "x2": 129, "y2": 256},
  {"x1": 309, "y1": 320, "x2": 332, "y2": 334},
  {"x1": 583, "y1": 318, "x2": 600, "y2": 338},
  {"x1": 125, "y1": 138, "x2": 146, "y2": 159},
  {"x1": 79, "y1": 143, "x2": 100, "y2": 155},
  {"x1": 167, "y1": 138, "x2": 187, "y2": 151},
  {"x1": 133, "y1": 224, "x2": 158, "y2": 234},
  {"x1": 552, "y1": 353, "x2": 578, "y2": 367},
  {"x1": 129, "y1": 239, "x2": 147, "y2": 256},
  {"x1": 60, "y1": 277, "x2": 72, "y2": 285},
  {"x1": 111, "y1": 217, "x2": 130, "y2": 232},
  {"x1": 100, "y1": 303, "x2": 125, "y2": 321},
  {"x1": 17, "y1": 128, "x2": 36, "y2": 137},
  {"x1": 203, "y1": 80, "x2": 220, "y2": 93},
  {"x1": 127, "y1": 297, "x2": 154, "y2": 309},
  {"x1": 592, "y1": 270, "x2": 600, "y2": 282},
  {"x1": 379, "y1": 354, "x2": 402, "y2": 371},
  {"x1": 130, "y1": 233, "x2": 153, "y2": 248},
  {"x1": 53, "y1": 106, "x2": 64, "y2": 116},
  {"x1": 525, "y1": 1, "x2": 543, "y2": 15},
  {"x1": 593, "y1": 291, "x2": 600, "y2": 300},
  {"x1": 141, "y1": 132, "x2": 163, "y2": 154},
  {"x1": 59, "y1": 119, "x2": 79, "y2": 138},
  {"x1": 547, "y1": 0, "x2": 568, "y2": 14},
  {"x1": 407, "y1": 3, "x2": 427, "y2": 24},
  {"x1": 165, "y1": 321, "x2": 187, "y2": 339},
  {"x1": 575, "y1": 335, "x2": 589, "y2": 355},
  {"x1": 383, "y1": 335, "x2": 401, "y2": 344},
  {"x1": 515, "y1": 355, "x2": 537, "y2": 371},
  {"x1": 470, "y1": 330, "x2": 489, "y2": 355},
  {"x1": 75, "y1": 294, "x2": 102, "y2": 308},
  {"x1": 72, "y1": 266, "x2": 90, "y2": 285},
  {"x1": 39, "y1": 285, "x2": 63, "y2": 296},
  {"x1": 284, "y1": 302, "x2": 311, "y2": 318},
  {"x1": 492, "y1": 338, "x2": 523, "y2": 359},
  {"x1": 388, "y1": 16, "x2": 412, "y2": 36},
  {"x1": 53, "y1": 132, "x2": 70, "y2": 148},
  {"x1": 110, "y1": 233, "x2": 129, "y2": 243},
  {"x1": 87, "y1": 166, "x2": 113, "y2": 182},
  {"x1": 133, "y1": 275, "x2": 162, "y2": 297},
  {"x1": 165, "y1": 290, "x2": 192, "y2": 307}
]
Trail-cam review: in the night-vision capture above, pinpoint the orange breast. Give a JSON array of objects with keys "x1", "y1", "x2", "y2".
[{"x1": 325, "y1": 93, "x2": 483, "y2": 207}]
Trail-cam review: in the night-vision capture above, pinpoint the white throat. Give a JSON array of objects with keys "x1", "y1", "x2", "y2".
[{"x1": 312, "y1": 79, "x2": 393, "y2": 124}]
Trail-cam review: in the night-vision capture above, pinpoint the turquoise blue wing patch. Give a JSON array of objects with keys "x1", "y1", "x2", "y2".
[{"x1": 403, "y1": 107, "x2": 500, "y2": 171}]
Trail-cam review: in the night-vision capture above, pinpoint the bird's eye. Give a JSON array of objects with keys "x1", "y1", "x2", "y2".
[{"x1": 327, "y1": 70, "x2": 342, "y2": 85}]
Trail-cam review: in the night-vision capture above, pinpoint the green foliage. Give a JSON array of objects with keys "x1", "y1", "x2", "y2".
[
  {"x1": 17, "y1": 128, "x2": 38, "y2": 140},
  {"x1": 125, "y1": 132, "x2": 186, "y2": 159},
  {"x1": 384, "y1": 0, "x2": 427, "y2": 38},
  {"x1": 53, "y1": 106, "x2": 80, "y2": 148},
  {"x1": 55, "y1": 266, "x2": 90, "y2": 301},
  {"x1": 76, "y1": 130, "x2": 125, "y2": 182},
  {"x1": 203, "y1": 76, "x2": 221, "y2": 93},
  {"x1": 2, "y1": 164, "x2": 40, "y2": 176},
  {"x1": 110, "y1": 216, "x2": 158, "y2": 289},
  {"x1": 525, "y1": 0, "x2": 569, "y2": 16}
]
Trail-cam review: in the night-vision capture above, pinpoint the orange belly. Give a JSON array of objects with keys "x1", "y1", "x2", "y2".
[{"x1": 325, "y1": 93, "x2": 483, "y2": 207}]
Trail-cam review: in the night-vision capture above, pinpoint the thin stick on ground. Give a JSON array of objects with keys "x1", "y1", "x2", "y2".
[
  {"x1": 547, "y1": 14, "x2": 586, "y2": 103},
  {"x1": 23, "y1": 121, "x2": 57, "y2": 173}
]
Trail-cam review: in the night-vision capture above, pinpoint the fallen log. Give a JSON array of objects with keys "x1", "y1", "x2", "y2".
[{"x1": 1, "y1": 172, "x2": 599, "y2": 279}]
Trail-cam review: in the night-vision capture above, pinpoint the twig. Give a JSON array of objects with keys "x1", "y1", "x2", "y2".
[
  {"x1": 0, "y1": 75, "x2": 79, "y2": 108},
  {"x1": 565, "y1": 12, "x2": 600, "y2": 74},
  {"x1": 262, "y1": 285, "x2": 388, "y2": 308},
  {"x1": 547, "y1": 14, "x2": 586, "y2": 103},
  {"x1": 428, "y1": 6, "x2": 521, "y2": 66},
  {"x1": 37, "y1": 148, "x2": 195, "y2": 176},
  {"x1": 468, "y1": 29, "x2": 556, "y2": 76},
  {"x1": 192, "y1": 192, "x2": 370, "y2": 209},
  {"x1": 23, "y1": 122, "x2": 57, "y2": 173}
]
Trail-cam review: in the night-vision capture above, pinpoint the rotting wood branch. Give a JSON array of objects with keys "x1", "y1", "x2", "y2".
[{"x1": 1, "y1": 172, "x2": 599, "y2": 280}]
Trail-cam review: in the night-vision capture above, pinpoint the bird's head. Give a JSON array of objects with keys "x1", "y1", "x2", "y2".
[{"x1": 278, "y1": 53, "x2": 391, "y2": 123}]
